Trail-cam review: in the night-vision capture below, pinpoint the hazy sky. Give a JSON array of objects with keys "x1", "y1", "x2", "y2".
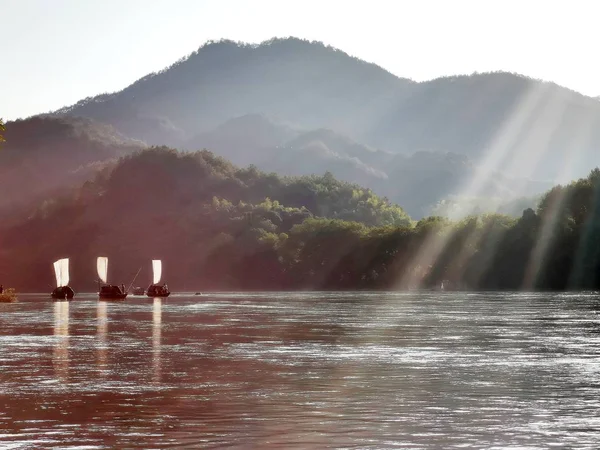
[{"x1": 2, "y1": 0, "x2": 599, "y2": 120}]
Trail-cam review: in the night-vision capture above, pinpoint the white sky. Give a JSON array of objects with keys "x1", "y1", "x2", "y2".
[{"x1": 2, "y1": 0, "x2": 599, "y2": 120}]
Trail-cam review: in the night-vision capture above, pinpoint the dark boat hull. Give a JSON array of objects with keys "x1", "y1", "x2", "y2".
[
  {"x1": 51, "y1": 286, "x2": 75, "y2": 300},
  {"x1": 98, "y1": 284, "x2": 127, "y2": 300},
  {"x1": 146, "y1": 284, "x2": 170, "y2": 298}
]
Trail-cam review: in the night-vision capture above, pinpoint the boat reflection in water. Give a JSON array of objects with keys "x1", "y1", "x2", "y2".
[
  {"x1": 152, "y1": 298, "x2": 162, "y2": 382},
  {"x1": 97, "y1": 301, "x2": 108, "y2": 376},
  {"x1": 53, "y1": 301, "x2": 70, "y2": 381}
]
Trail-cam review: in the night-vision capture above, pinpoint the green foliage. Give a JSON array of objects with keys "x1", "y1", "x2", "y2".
[
  {"x1": 0, "y1": 147, "x2": 412, "y2": 290},
  {"x1": 0, "y1": 118, "x2": 5, "y2": 143},
  {"x1": 4, "y1": 143, "x2": 600, "y2": 292}
]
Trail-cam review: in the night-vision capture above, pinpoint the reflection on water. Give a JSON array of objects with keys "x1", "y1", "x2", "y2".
[
  {"x1": 2, "y1": 292, "x2": 600, "y2": 448},
  {"x1": 97, "y1": 301, "x2": 107, "y2": 375},
  {"x1": 152, "y1": 297, "x2": 161, "y2": 382},
  {"x1": 52, "y1": 301, "x2": 69, "y2": 381}
]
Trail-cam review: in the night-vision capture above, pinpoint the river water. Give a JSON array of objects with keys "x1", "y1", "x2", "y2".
[{"x1": 1, "y1": 292, "x2": 600, "y2": 448}]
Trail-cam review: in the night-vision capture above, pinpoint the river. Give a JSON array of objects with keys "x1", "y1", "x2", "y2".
[{"x1": 1, "y1": 292, "x2": 600, "y2": 448}]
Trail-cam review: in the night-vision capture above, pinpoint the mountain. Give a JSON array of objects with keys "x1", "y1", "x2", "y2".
[
  {"x1": 0, "y1": 116, "x2": 145, "y2": 212},
  {"x1": 186, "y1": 114, "x2": 550, "y2": 217},
  {"x1": 57, "y1": 38, "x2": 412, "y2": 146},
  {"x1": 367, "y1": 73, "x2": 600, "y2": 180},
  {"x1": 0, "y1": 147, "x2": 411, "y2": 291},
  {"x1": 186, "y1": 113, "x2": 299, "y2": 167},
  {"x1": 55, "y1": 38, "x2": 600, "y2": 184},
  {"x1": 0, "y1": 113, "x2": 544, "y2": 222}
]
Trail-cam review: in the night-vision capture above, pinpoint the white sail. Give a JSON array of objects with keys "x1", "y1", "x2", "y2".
[
  {"x1": 152, "y1": 259, "x2": 162, "y2": 285},
  {"x1": 53, "y1": 258, "x2": 69, "y2": 287},
  {"x1": 53, "y1": 260, "x2": 62, "y2": 287},
  {"x1": 97, "y1": 257, "x2": 108, "y2": 284},
  {"x1": 61, "y1": 258, "x2": 69, "y2": 287}
]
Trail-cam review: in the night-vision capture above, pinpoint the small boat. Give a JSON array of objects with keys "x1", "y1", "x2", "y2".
[
  {"x1": 132, "y1": 286, "x2": 145, "y2": 296},
  {"x1": 96, "y1": 256, "x2": 128, "y2": 300},
  {"x1": 51, "y1": 258, "x2": 75, "y2": 300},
  {"x1": 146, "y1": 259, "x2": 170, "y2": 297},
  {"x1": 0, "y1": 288, "x2": 17, "y2": 303}
]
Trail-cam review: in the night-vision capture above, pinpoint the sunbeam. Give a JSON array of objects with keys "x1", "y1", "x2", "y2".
[
  {"x1": 520, "y1": 111, "x2": 596, "y2": 290},
  {"x1": 396, "y1": 81, "x2": 552, "y2": 289}
]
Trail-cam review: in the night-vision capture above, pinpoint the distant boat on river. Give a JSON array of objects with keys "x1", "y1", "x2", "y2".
[
  {"x1": 132, "y1": 286, "x2": 145, "y2": 295},
  {"x1": 97, "y1": 256, "x2": 127, "y2": 300},
  {"x1": 0, "y1": 287, "x2": 17, "y2": 303},
  {"x1": 146, "y1": 260, "x2": 170, "y2": 297},
  {"x1": 51, "y1": 258, "x2": 75, "y2": 300}
]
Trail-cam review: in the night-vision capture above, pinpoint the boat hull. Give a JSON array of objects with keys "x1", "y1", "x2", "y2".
[
  {"x1": 51, "y1": 286, "x2": 75, "y2": 300},
  {"x1": 146, "y1": 284, "x2": 170, "y2": 298},
  {"x1": 98, "y1": 284, "x2": 127, "y2": 300}
]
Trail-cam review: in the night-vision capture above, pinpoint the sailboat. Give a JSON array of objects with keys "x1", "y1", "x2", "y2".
[
  {"x1": 51, "y1": 258, "x2": 75, "y2": 299},
  {"x1": 146, "y1": 260, "x2": 170, "y2": 297},
  {"x1": 97, "y1": 256, "x2": 127, "y2": 300}
]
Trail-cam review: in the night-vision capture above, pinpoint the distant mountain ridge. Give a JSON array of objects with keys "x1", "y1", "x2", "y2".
[
  {"x1": 186, "y1": 114, "x2": 550, "y2": 216},
  {"x1": 57, "y1": 38, "x2": 413, "y2": 146},
  {"x1": 0, "y1": 116, "x2": 145, "y2": 212},
  {"x1": 54, "y1": 38, "x2": 600, "y2": 182},
  {"x1": 38, "y1": 36, "x2": 600, "y2": 215}
]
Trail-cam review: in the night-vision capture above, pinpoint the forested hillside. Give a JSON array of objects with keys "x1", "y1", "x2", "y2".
[
  {"x1": 186, "y1": 114, "x2": 550, "y2": 216},
  {"x1": 0, "y1": 147, "x2": 410, "y2": 291},
  {"x1": 2, "y1": 144, "x2": 600, "y2": 292}
]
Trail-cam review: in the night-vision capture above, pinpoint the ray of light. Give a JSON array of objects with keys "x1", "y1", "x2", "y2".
[
  {"x1": 521, "y1": 185, "x2": 568, "y2": 290},
  {"x1": 521, "y1": 111, "x2": 596, "y2": 290},
  {"x1": 395, "y1": 82, "x2": 552, "y2": 289},
  {"x1": 444, "y1": 84, "x2": 577, "y2": 288}
]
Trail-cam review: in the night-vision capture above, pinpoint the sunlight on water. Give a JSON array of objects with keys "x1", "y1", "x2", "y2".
[
  {"x1": 1, "y1": 292, "x2": 600, "y2": 448},
  {"x1": 96, "y1": 301, "x2": 108, "y2": 377},
  {"x1": 152, "y1": 298, "x2": 162, "y2": 383},
  {"x1": 53, "y1": 301, "x2": 70, "y2": 383}
]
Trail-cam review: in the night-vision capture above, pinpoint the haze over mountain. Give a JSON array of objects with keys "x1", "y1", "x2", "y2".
[
  {"x1": 186, "y1": 113, "x2": 548, "y2": 216},
  {"x1": 55, "y1": 38, "x2": 600, "y2": 185},
  {"x1": 0, "y1": 116, "x2": 145, "y2": 213}
]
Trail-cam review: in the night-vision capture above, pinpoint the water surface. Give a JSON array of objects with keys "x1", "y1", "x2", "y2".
[{"x1": 1, "y1": 292, "x2": 600, "y2": 448}]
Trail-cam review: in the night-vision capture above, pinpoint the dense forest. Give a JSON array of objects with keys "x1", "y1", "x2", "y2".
[
  {"x1": 0, "y1": 147, "x2": 409, "y2": 291},
  {"x1": 2, "y1": 146, "x2": 600, "y2": 292}
]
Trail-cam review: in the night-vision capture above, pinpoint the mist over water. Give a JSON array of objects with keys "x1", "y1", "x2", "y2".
[{"x1": 1, "y1": 292, "x2": 600, "y2": 448}]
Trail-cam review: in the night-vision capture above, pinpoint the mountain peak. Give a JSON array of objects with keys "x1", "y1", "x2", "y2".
[{"x1": 54, "y1": 37, "x2": 600, "y2": 184}]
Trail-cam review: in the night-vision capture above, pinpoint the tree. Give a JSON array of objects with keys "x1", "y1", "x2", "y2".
[{"x1": 0, "y1": 118, "x2": 5, "y2": 143}]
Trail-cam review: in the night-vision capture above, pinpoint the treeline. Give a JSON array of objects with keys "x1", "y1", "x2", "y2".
[
  {"x1": 3, "y1": 147, "x2": 600, "y2": 292},
  {"x1": 0, "y1": 147, "x2": 410, "y2": 290}
]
